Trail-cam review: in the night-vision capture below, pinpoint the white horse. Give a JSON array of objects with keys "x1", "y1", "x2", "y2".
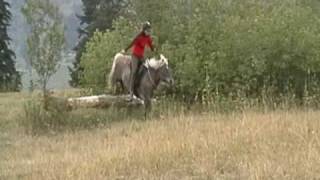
[{"x1": 109, "y1": 53, "x2": 174, "y2": 110}]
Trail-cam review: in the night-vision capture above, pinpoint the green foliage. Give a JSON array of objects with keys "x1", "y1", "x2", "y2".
[
  {"x1": 162, "y1": 0, "x2": 320, "y2": 101},
  {"x1": 79, "y1": 0, "x2": 320, "y2": 103},
  {"x1": 0, "y1": 0, "x2": 21, "y2": 91},
  {"x1": 160, "y1": 0, "x2": 320, "y2": 101}
]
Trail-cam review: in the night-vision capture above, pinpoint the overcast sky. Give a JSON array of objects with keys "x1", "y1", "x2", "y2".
[{"x1": 7, "y1": 0, "x2": 82, "y2": 90}]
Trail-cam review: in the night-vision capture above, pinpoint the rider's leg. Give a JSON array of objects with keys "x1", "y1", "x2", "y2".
[
  {"x1": 129, "y1": 55, "x2": 140, "y2": 98},
  {"x1": 135, "y1": 60, "x2": 143, "y2": 85}
]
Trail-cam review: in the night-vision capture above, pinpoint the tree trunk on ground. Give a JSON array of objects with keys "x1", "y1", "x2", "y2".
[{"x1": 47, "y1": 95, "x2": 145, "y2": 111}]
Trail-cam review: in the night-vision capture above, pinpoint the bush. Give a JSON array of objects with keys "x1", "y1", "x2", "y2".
[{"x1": 19, "y1": 99, "x2": 68, "y2": 135}]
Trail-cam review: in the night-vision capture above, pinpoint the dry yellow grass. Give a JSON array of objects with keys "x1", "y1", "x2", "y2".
[{"x1": 1, "y1": 92, "x2": 320, "y2": 179}]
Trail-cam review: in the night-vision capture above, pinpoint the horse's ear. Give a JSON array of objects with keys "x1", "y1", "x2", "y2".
[
  {"x1": 160, "y1": 54, "x2": 165, "y2": 60},
  {"x1": 160, "y1": 54, "x2": 168, "y2": 65}
]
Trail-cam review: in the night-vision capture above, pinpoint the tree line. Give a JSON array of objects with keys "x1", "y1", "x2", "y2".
[
  {"x1": 75, "y1": 0, "x2": 320, "y2": 103},
  {"x1": 3, "y1": 0, "x2": 320, "y2": 105},
  {"x1": 0, "y1": 0, "x2": 20, "y2": 91}
]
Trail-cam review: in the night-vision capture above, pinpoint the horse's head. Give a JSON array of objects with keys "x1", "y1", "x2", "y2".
[
  {"x1": 146, "y1": 54, "x2": 174, "y2": 87},
  {"x1": 156, "y1": 54, "x2": 174, "y2": 86}
]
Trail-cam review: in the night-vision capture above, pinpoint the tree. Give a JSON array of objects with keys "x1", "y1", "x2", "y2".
[
  {"x1": 0, "y1": 0, "x2": 21, "y2": 91},
  {"x1": 22, "y1": 0, "x2": 65, "y2": 108},
  {"x1": 69, "y1": 0, "x2": 127, "y2": 87}
]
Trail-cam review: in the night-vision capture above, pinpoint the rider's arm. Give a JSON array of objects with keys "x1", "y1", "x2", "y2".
[
  {"x1": 124, "y1": 33, "x2": 140, "y2": 52},
  {"x1": 148, "y1": 37, "x2": 154, "y2": 52}
]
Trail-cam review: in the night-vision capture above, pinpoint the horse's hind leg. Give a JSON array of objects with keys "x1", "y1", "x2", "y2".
[
  {"x1": 115, "y1": 81, "x2": 123, "y2": 94},
  {"x1": 109, "y1": 81, "x2": 116, "y2": 95},
  {"x1": 113, "y1": 80, "x2": 126, "y2": 95},
  {"x1": 120, "y1": 81, "x2": 125, "y2": 93}
]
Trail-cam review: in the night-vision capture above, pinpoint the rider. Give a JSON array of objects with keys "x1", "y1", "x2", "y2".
[{"x1": 122, "y1": 21, "x2": 154, "y2": 100}]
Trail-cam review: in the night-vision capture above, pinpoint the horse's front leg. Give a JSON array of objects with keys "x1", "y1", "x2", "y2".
[
  {"x1": 141, "y1": 91, "x2": 152, "y2": 119},
  {"x1": 143, "y1": 98, "x2": 151, "y2": 120},
  {"x1": 138, "y1": 87, "x2": 153, "y2": 119},
  {"x1": 144, "y1": 98, "x2": 152, "y2": 111}
]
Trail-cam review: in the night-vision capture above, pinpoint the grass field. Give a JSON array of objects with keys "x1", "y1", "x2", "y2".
[{"x1": 1, "y1": 92, "x2": 320, "y2": 179}]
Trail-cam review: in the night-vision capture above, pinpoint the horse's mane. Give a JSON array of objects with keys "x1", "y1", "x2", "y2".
[{"x1": 145, "y1": 54, "x2": 168, "y2": 69}]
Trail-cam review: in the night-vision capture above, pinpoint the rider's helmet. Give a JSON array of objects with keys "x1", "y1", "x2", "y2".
[{"x1": 142, "y1": 21, "x2": 151, "y2": 31}]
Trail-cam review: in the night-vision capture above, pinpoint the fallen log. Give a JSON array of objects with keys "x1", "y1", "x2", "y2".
[{"x1": 66, "y1": 94, "x2": 144, "y2": 109}]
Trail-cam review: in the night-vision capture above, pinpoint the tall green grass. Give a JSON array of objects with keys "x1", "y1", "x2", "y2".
[
  {"x1": 19, "y1": 97, "x2": 149, "y2": 135},
  {"x1": 19, "y1": 90, "x2": 320, "y2": 135}
]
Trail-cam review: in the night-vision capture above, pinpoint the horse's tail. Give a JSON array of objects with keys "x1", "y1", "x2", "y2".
[{"x1": 108, "y1": 53, "x2": 122, "y2": 87}]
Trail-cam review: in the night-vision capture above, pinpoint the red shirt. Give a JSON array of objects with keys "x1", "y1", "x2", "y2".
[{"x1": 131, "y1": 33, "x2": 153, "y2": 58}]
